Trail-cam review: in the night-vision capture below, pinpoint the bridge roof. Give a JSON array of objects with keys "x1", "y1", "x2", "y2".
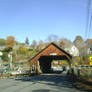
[{"x1": 29, "y1": 42, "x2": 72, "y2": 65}]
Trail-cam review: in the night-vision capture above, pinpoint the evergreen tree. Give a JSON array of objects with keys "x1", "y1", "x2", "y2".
[{"x1": 25, "y1": 37, "x2": 29, "y2": 45}]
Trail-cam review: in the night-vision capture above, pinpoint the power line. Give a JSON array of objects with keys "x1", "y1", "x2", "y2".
[
  {"x1": 85, "y1": 0, "x2": 91, "y2": 40},
  {"x1": 88, "y1": 13, "x2": 92, "y2": 38},
  {"x1": 84, "y1": 0, "x2": 92, "y2": 58}
]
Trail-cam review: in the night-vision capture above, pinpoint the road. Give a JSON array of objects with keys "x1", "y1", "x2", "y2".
[{"x1": 0, "y1": 73, "x2": 86, "y2": 92}]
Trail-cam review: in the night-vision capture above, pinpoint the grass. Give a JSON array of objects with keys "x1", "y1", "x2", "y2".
[
  {"x1": 70, "y1": 67, "x2": 92, "y2": 91},
  {"x1": 71, "y1": 68, "x2": 92, "y2": 91},
  {"x1": 75, "y1": 80, "x2": 92, "y2": 91}
]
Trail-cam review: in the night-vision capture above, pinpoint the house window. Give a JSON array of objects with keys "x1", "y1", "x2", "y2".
[{"x1": 90, "y1": 48, "x2": 92, "y2": 51}]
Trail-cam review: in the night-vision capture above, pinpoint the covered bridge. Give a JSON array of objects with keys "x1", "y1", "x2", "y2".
[{"x1": 29, "y1": 43, "x2": 72, "y2": 73}]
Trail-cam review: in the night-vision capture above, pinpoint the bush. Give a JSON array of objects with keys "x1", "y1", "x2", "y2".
[{"x1": 1, "y1": 52, "x2": 9, "y2": 62}]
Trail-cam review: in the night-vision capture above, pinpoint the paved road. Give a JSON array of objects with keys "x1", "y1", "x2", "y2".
[{"x1": 0, "y1": 73, "x2": 86, "y2": 92}]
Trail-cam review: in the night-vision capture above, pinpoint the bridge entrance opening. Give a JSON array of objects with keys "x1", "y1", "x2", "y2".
[
  {"x1": 30, "y1": 43, "x2": 72, "y2": 74},
  {"x1": 39, "y1": 55, "x2": 69, "y2": 73}
]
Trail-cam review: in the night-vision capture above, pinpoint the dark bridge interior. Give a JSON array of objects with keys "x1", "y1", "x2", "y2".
[{"x1": 39, "y1": 55, "x2": 69, "y2": 73}]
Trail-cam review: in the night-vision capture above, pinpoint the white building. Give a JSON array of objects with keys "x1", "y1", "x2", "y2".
[
  {"x1": 64, "y1": 45, "x2": 79, "y2": 56},
  {"x1": 87, "y1": 48, "x2": 92, "y2": 54}
]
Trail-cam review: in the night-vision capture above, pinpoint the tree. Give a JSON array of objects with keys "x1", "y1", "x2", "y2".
[
  {"x1": 73, "y1": 35, "x2": 83, "y2": 48},
  {"x1": 73, "y1": 36, "x2": 89, "y2": 64},
  {"x1": 5, "y1": 36, "x2": 16, "y2": 51},
  {"x1": 46, "y1": 34, "x2": 59, "y2": 42},
  {"x1": 38, "y1": 40, "x2": 44, "y2": 51},
  {"x1": 59, "y1": 38, "x2": 72, "y2": 49},
  {"x1": 25, "y1": 37, "x2": 29, "y2": 45},
  {"x1": 1, "y1": 52, "x2": 9, "y2": 62},
  {"x1": 73, "y1": 35, "x2": 87, "y2": 56},
  {"x1": 31, "y1": 40, "x2": 37, "y2": 49},
  {"x1": 58, "y1": 41, "x2": 65, "y2": 49},
  {"x1": 0, "y1": 39, "x2": 6, "y2": 46}
]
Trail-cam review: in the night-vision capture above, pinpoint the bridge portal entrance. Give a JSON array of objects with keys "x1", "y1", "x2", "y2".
[
  {"x1": 29, "y1": 43, "x2": 72, "y2": 73},
  {"x1": 39, "y1": 55, "x2": 69, "y2": 73}
]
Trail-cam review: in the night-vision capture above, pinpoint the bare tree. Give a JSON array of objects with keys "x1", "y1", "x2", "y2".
[
  {"x1": 46, "y1": 34, "x2": 59, "y2": 42},
  {"x1": 59, "y1": 38, "x2": 72, "y2": 49},
  {"x1": 31, "y1": 40, "x2": 37, "y2": 49},
  {"x1": 73, "y1": 35, "x2": 83, "y2": 48},
  {"x1": 73, "y1": 35, "x2": 87, "y2": 56},
  {"x1": 38, "y1": 40, "x2": 44, "y2": 51},
  {"x1": 58, "y1": 41, "x2": 65, "y2": 49}
]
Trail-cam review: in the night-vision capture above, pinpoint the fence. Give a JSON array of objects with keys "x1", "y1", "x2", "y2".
[{"x1": 69, "y1": 66, "x2": 92, "y2": 83}]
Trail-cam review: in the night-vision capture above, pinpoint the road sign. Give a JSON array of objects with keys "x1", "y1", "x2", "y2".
[
  {"x1": 89, "y1": 61, "x2": 92, "y2": 66},
  {"x1": 89, "y1": 56, "x2": 92, "y2": 61}
]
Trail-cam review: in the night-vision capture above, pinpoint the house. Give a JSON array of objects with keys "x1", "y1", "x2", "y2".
[
  {"x1": 87, "y1": 48, "x2": 92, "y2": 54},
  {"x1": 85, "y1": 39, "x2": 92, "y2": 54},
  {"x1": 64, "y1": 45, "x2": 79, "y2": 56}
]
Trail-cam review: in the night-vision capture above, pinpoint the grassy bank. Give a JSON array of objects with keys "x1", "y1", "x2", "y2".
[{"x1": 71, "y1": 68, "x2": 92, "y2": 91}]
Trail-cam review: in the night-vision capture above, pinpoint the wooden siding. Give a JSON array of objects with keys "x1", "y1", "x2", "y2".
[{"x1": 29, "y1": 43, "x2": 72, "y2": 66}]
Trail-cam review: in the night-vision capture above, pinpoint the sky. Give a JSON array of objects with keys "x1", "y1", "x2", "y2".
[{"x1": 0, "y1": 0, "x2": 92, "y2": 44}]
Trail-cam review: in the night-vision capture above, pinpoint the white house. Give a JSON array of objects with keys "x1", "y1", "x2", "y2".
[
  {"x1": 87, "y1": 48, "x2": 92, "y2": 54},
  {"x1": 64, "y1": 45, "x2": 79, "y2": 56}
]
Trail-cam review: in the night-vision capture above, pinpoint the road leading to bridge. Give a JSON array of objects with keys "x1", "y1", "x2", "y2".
[{"x1": 0, "y1": 73, "x2": 86, "y2": 92}]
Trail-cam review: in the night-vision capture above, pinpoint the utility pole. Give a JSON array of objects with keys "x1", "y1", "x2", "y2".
[
  {"x1": 85, "y1": 0, "x2": 91, "y2": 40},
  {"x1": 8, "y1": 51, "x2": 13, "y2": 70},
  {"x1": 0, "y1": 51, "x2": 3, "y2": 66},
  {"x1": 85, "y1": 0, "x2": 91, "y2": 61}
]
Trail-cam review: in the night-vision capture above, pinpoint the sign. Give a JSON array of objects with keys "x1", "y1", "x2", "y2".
[
  {"x1": 0, "y1": 52, "x2": 3, "y2": 56},
  {"x1": 54, "y1": 61, "x2": 58, "y2": 64},
  {"x1": 50, "y1": 53, "x2": 57, "y2": 56},
  {"x1": 89, "y1": 61, "x2": 92, "y2": 66},
  {"x1": 89, "y1": 56, "x2": 92, "y2": 61},
  {"x1": 8, "y1": 53, "x2": 11, "y2": 58}
]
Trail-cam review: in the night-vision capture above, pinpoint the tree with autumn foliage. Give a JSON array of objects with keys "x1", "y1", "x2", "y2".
[
  {"x1": 4, "y1": 36, "x2": 16, "y2": 52},
  {"x1": 0, "y1": 39, "x2": 6, "y2": 46}
]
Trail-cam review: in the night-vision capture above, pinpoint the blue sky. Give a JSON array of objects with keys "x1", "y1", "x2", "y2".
[{"x1": 0, "y1": 0, "x2": 92, "y2": 44}]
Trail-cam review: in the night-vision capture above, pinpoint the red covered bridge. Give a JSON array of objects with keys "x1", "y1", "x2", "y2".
[{"x1": 29, "y1": 42, "x2": 72, "y2": 73}]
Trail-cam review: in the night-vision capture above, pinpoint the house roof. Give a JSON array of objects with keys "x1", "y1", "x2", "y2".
[{"x1": 86, "y1": 39, "x2": 92, "y2": 43}]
